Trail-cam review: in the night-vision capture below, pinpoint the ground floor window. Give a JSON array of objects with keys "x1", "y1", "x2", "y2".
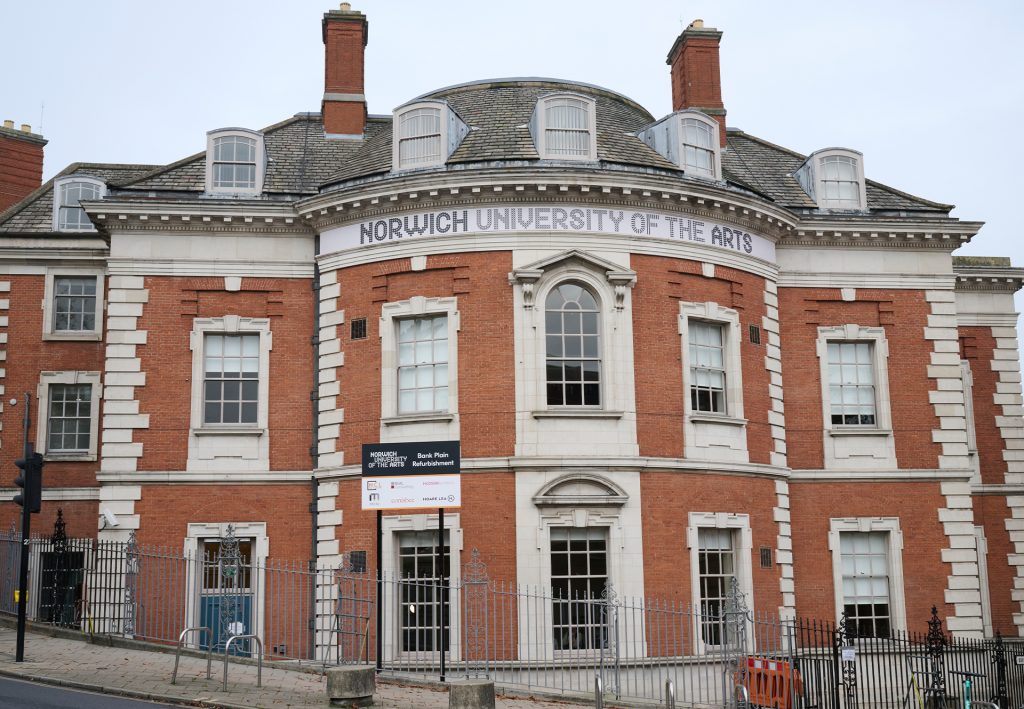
[
  {"x1": 839, "y1": 531, "x2": 891, "y2": 638},
  {"x1": 697, "y1": 527, "x2": 735, "y2": 645},
  {"x1": 398, "y1": 530, "x2": 450, "y2": 653},
  {"x1": 550, "y1": 526, "x2": 608, "y2": 651}
]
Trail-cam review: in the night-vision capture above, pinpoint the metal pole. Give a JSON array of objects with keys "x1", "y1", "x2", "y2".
[
  {"x1": 437, "y1": 507, "x2": 445, "y2": 682},
  {"x1": 16, "y1": 392, "x2": 31, "y2": 662},
  {"x1": 375, "y1": 509, "x2": 382, "y2": 672}
]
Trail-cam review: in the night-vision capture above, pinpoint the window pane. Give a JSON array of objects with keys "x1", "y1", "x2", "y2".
[
  {"x1": 47, "y1": 384, "x2": 92, "y2": 452},
  {"x1": 545, "y1": 283, "x2": 601, "y2": 407},
  {"x1": 396, "y1": 315, "x2": 449, "y2": 414},
  {"x1": 204, "y1": 334, "x2": 261, "y2": 424}
]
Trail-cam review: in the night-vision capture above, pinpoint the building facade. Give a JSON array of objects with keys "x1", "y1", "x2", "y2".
[{"x1": 1, "y1": 5, "x2": 1022, "y2": 653}]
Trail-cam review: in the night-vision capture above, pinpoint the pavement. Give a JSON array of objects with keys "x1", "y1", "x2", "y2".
[{"x1": 0, "y1": 622, "x2": 601, "y2": 709}]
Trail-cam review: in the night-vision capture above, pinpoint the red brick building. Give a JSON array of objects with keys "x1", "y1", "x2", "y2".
[{"x1": 0, "y1": 5, "x2": 1021, "y2": 652}]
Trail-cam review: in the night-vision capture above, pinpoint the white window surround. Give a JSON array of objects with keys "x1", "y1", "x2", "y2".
[
  {"x1": 530, "y1": 93, "x2": 598, "y2": 162},
  {"x1": 390, "y1": 100, "x2": 469, "y2": 172},
  {"x1": 36, "y1": 371, "x2": 102, "y2": 461},
  {"x1": 686, "y1": 512, "x2": 753, "y2": 653},
  {"x1": 189, "y1": 316, "x2": 272, "y2": 435},
  {"x1": 828, "y1": 517, "x2": 906, "y2": 633},
  {"x1": 816, "y1": 325, "x2": 896, "y2": 469},
  {"x1": 794, "y1": 147, "x2": 867, "y2": 211},
  {"x1": 204, "y1": 128, "x2": 266, "y2": 197},
  {"x1": 511, "y1": 251, "x2": 635, "y2": 420},
  {"x1": 379, "y1": 296, "x2": 460, "y2": 441},
  {"x1": 42, "y1": 267, "x2": 104, "y2": 341},
  {"x1": 679, "y1": 302, "x2": 748, "y2": 462},
  {"x1": 637, "y1": 109, "x2": 722, "y2": 181},
  {"x1": 184, "y1": 521, "x2": 268, "y2": 648},
  {"x1": 380, "y1": 513, "x2": 463, "y2": 660},
  {"x1": 51, "y1": 175, "x2": 105, "y2": 232}
]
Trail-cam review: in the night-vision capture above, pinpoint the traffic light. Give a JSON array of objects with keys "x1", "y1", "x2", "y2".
[{"x1": 13, "y1": 452, "x2": 42, "y2": 513}]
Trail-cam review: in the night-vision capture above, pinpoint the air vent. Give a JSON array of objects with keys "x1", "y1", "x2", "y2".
[
  {"x1": 759, "y1": 546, "x2": 773, "y2": 569},
  {"x1": 351, "y1": 318, "x2": 367, "y2": 340},
  {"x1": 347, "y1": 550, "x2": 367, "y2": 573},
  {"x1": 749, "y1": 324, "x2": 761, "y2": 345}
]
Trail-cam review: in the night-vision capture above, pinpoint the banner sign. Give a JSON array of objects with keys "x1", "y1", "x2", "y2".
[
  {"x1": 361, "y1": 441, "x2": 461, "y2": 510},
  {"x1": 321, "y1": 203, "x2": 775, "y2": 262}
]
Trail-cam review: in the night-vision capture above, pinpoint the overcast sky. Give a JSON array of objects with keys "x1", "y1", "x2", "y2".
[{"x1": 3, "y1": 1, "x2": 1023, "y2": 274}]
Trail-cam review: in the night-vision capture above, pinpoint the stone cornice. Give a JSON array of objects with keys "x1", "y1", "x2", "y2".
[
  {"x1": 954, "y1": 267, "x2": 1024, "y2": 294},
  {"x1": 297, "y1": 168, "x2": 799, "y2": 239},
  {"x1": 83, "y1": 199, "x2": 310, "y2": 235},
  {"x1": 781, "y1": 220, "x2": 982, "y2": 252}
]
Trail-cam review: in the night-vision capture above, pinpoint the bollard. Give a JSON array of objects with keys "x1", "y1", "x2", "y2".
[
  {"x1": 326, "y1": 665, "x2": 376, "y2": 708},
  {"x1": 448, "y1": 679, "x2": 496, "y2": 709}
]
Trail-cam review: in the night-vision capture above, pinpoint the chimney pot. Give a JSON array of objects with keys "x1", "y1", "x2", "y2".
[
  {"x1": 20, "y1": 124, "x2": 30, "y2": 133},
  {"x1": 340, "y1": 2, "x2": 350, "y2": 10},
  {"x1": 2, "y1": 120, "x2": 12, "y2": 129}
]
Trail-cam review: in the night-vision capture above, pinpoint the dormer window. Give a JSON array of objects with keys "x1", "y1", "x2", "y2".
[
  {"x1": 794, "y1": 148, "x2": 867, "y2": 211},
  {"x1": 531, "y1": 93, "x2": 597, "y2": 161},
  {"x1": 637, "y1": 110, "x2": 721, "y2": 180},
  {"x1": 205, "y1": 128, "x2": 265, "y2": 196},
  {"x1": 52, "y1": 176, "x2": 105, "y2": 232},
  {"x1": 391, "y1": 101, "x2": 469, "y2": 171}
]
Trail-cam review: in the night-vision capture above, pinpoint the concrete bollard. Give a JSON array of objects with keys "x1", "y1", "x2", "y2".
[
  {"x1": 326, "y1": 665, "x2": 376, "y2": 708},
  {"x1": 449, "y1": 679, "x2": 496, "y2": 709}
]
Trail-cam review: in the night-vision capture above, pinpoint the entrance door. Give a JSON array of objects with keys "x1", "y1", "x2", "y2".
[{"x1": 199, "y1": 537, "x2": 254, "y2": 655}]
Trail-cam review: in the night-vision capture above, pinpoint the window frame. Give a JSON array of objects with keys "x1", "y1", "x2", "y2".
[
  {"x1": 544, "y1": 281, "x2": 603, "y2": 408},
  {"x1": 550, "y1": 525, "x2": 610, "y2": 652},
  {"x1": 379, "y1": 296, "x2": 460, "y2": 430},
  {"x1": 51, "y1": 176, "x2": 105, "y2": 232},
  {"x1": 828, "y1": 517, "x2": 906, "y2": 636},
  {"x1": 816, "y1": 325, "x2": 893, "y2": 435},
  {"x1": 36, "y1": 371, "x2": 102, "y2": 461},
  {"x1": 687, "y1": 512, "x2": 753, "y2": 653},
  {"x1": 679, "y1": 302, "x2": 747, "y2": 461},
  {"x1": 391, "y1": 100, "x2": 469, "y2": 172},
  {"x1": 679, "y1": 111, "x2": 721, "y2": 179},
  {"x1": 188, "y1": 316, "x2": 272, "y2": 436},
  {"x1": 204, "y1": 128, "x2": 265, "y2": 197},
  {"x1": 396, "y1": 313, "x2": 451, "y2": 416},
  {"x1": 795, "y1": 147, "x2": 867, "y2": 211},
  {"x1": 42, "y1": 268, "x2": 104, "y2": 341},
  {"x1": 531, "y1": 93, "x2": 598, "y2": 162}
]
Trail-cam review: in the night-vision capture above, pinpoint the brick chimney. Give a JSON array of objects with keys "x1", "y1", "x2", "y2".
[
  {"x1": 666, "y1": 20, "x2": 727, "y2": 147},
  {"x1": 322, "y1": 3, "x2": 368, "y2": 137},
  {"x1": 0, "y1": 120, "x2": 46, "y2": 213}
]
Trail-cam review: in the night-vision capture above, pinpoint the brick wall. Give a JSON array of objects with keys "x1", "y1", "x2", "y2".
[
  {"x1": 0, "y1": 129, "x2": 45, "y2": 214},
  {"x1": 779, "y1": 288, "x2": 942, "y2": 470},
  {"x1": 789, "y1": 481, "x2": 953, "y2": 631},
  {"x1": 134, "y1": 484, "x2": 312, "y2": 560},
  {"x1": 631, "y1": 256, "x2": 772, "y2": 463},
  {"x1": 640, "y1": 472, "x2": 782, "y2": 611},
  {"x1": 133, "y1": 276, "x2": 313, "y2": 471},
  {"x1": 2, "y1": 274, "x2": 102, "y2": 492},
  {"x1": 334, "y1": 252, "x2": 515, "y2": 460}
]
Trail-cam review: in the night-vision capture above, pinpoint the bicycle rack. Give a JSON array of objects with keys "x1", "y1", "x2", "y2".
[
  {"x1": 595, "y1": 672, "x2": 604, "y2": 709},
  {"x1": 171, "y1": 626, "x2": 212, "y2": 685},
  {"x1": 665, "y1": 678, "x2": 676, "y2": 708},
  {"x1": 223, "y1": 634, "x2": 263, "y2": 691}
]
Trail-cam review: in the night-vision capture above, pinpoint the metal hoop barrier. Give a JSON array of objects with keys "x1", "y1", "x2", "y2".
[
  {"x1": 223, "y1": 634, "x2": 263, "y2": 691},
  {"x1": 665, "y1": 679, "x2": 676, "y2": 708},
  {"x1": 595, "y1": 672, "x2": 604, "y2": 709},
  {"x1": 171, "y1": 626, "x2": 212, "y2": 685}
]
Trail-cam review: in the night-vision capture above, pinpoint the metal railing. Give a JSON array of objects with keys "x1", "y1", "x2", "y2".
[{"x1": 3, "y1": 526, "x2": 1023, "y2": 708}]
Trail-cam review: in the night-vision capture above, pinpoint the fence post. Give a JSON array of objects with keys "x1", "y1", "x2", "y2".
[
  {"x1": 724, "y1": 577, "x2": 749, "y2": 709},
  {"x1": 122, "y1": 531, "x2": 139, "y2": 638},
  {"x1": 835, "y1": 609, "x2": 858, "y2": 709},
  {"x1": 462, "y1": 549, "x2": 489, "y2": 678},
  {"x1": 993, "y1": 631, "x2": 1008, "y2": 709},
  {"x1": 927, "y1": 605, "x2": 947, "y2": 705}
]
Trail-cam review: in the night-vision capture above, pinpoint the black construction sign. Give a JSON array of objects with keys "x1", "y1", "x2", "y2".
[{"x1": 361, "y1": 441, "x2": 461, "y2": 510}]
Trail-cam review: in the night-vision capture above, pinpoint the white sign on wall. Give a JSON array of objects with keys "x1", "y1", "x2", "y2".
[{"x1": 321, "y1": 203, "x2": 776, "y2": 262}]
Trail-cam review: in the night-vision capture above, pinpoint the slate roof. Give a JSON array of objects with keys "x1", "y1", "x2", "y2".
[
  {"x1": 0, "y1": 163, "x2": 157, "y2": 233},
  {"x1": 0, "y1": 79, "x2": 952, "y2": 230}
]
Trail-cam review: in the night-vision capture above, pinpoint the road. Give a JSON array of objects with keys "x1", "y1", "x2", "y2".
[{"x1": 0, "y1": 676, "x2": 184, "y2": 708}]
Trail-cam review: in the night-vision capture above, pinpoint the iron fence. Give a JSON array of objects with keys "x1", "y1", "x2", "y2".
[{"x1": 2, "y1": 519, "x2": 1023, "y2": 708}]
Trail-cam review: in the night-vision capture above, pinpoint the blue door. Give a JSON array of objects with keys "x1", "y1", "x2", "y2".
[{"x1": 199, "y1": 535, "x2": 254, "y2": 656}]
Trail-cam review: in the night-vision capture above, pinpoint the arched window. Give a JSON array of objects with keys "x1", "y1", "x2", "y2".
[
  {"x1": 53, "y1": 177, "x2": 105, "y2": 231},
  {"x1": 398, "y1": 106, "x2": 442, "y2": 167},
  {"x1": 545, "y1": 282, "x2": 601, "y2": 406},
  {"x1": 531, "y1": 93, "x2": 597, "y2": 161},
  {"x1": 205, "y1": 128, "x2": 265, "y2": 196},
  {"x1": 681, "y1": 117, "x2": 716, "y2": 178}
]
